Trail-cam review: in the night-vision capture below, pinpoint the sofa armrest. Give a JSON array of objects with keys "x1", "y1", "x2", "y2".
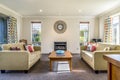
[
  {"x1": 94, "y1": 50, "x2": 120, "y2": 53},
  {"x1": 0, "y1": 50, "x2": 29, "y2": 70},
  {"x1": 80, "y1": 46, "x2": 87, "y2": 50},
  {"x1": 34, "y1": 46, "x2": 41, "y2": 51},
  {"x1": 93, "y1": 50, "x2": 120, "y2": 70}
]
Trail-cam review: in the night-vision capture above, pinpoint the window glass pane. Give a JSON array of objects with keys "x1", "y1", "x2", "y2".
[
  {"x1": 32, "y1": 23, "x2": 41, "y2": 46},
  {"x1": 0, "y1": 18, "x2": 7, "y2": 44},
  {"x1": 112, "y1": 16, "x2": 119, "y2": 44},
  {"x1": 80, "y1": 23, "x2": 89, "y2": 45}
]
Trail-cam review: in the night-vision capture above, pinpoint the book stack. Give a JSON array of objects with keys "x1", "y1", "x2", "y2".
[{"x1": 56, "y1": 50, "x2": 65, "y2": 56}]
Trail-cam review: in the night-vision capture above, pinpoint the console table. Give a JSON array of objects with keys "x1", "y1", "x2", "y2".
[{"x1": 103, "y1": 54, "x2": 120, "y2": 80}]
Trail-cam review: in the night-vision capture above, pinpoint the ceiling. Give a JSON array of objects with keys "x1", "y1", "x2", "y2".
[{"x1": 0, "y1": 0, "x2": 120, "y2": 17}]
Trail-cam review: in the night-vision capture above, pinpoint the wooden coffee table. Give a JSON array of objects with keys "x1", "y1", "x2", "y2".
[{"x1": 49, "y1": 51, "x2": 72, "y2": 71}]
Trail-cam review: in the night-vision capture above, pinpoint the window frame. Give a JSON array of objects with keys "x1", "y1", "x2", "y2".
[
  {"x1": 31, "y1": 21, "x2": 41, "y2": 46},
  {"x1": 79, "y1": 22, "x2": 89, "y2": 45}
]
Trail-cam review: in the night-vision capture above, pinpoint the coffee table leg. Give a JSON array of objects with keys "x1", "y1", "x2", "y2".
[
  {"x1": 50, "y1": 60, "x2": 52, "y2": 71},
  {"x1": 69, "y1": 59, "x2": 72, "y2": 71}
]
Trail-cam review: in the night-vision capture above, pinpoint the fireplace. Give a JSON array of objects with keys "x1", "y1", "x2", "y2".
[{"x1": 54, "y1": 42, "x2": 67, "y2": 51}]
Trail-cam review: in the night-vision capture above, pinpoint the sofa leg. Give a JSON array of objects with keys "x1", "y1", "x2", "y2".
[
  {"x1": 81, "y1": 57, "x2": 83, "y2": 60},
  {"x1": 1, "y1": 70, "x2": 5, "y2": 73},
  {"x1": 95, "y1": 70, "x2": 99, "y2": 74},
  {"x1": 24, "y1": 70, "x2": 28, "y2": 73}
]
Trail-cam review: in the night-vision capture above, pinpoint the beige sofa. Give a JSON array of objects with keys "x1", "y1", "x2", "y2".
[
  {"x1": 81, "y1": 43, "x2": 120, "y2": 73},
  {"x1": 0, "y1": 43, "x2": 41, "y2": 73}
]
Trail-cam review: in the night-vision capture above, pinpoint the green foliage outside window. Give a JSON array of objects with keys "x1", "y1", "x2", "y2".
[{"x1": 80, "y1": 30, "x2": 88, "y2": 43}]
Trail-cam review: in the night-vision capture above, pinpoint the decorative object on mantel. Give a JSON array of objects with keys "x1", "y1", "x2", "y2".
[{"x1": 54, "y1": 20, "x2": 67, "y2": 34}]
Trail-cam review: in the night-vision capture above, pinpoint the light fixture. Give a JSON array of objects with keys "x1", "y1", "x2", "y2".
[{"x1": 39, "y1": 9, "x2": 43, "y2": 12}]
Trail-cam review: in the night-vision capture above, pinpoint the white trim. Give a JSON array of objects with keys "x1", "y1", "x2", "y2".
[
  {"x1": 98, "y1": 5, "x2": 120, "y2": 17},
  {"x1": 23, "y1": 15, "x2": 95, "y2": 19},
  {"x1": 0, "y1": 4, "x2": 22, "y2": 17}
]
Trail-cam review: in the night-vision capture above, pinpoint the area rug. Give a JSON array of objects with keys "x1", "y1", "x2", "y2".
[
  {"x1": 53, "y1": 61, "x2": 70, "y2": 73},
  {"x1": 57, "y1": 61, "x2": 70, "y2": 73}
]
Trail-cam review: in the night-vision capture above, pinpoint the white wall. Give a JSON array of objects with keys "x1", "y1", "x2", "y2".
[
  {"x1": 0, "y1": 4, "x2": 22, "y2": 40},
  {"x1": 99, "y1": 6, "x2": 120, "y2": 40},
  {"x1": 22, "y1": 16, "x2": 98, "y2": 54}
]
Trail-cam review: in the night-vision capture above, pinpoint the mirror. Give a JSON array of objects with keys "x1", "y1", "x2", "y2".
[{"x1": 54, "y1": 20, "x2": 67, "y2": 34}]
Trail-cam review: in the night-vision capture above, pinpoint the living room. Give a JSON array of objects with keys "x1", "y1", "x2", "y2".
[{"x1": 0, "y1": 0, "x2": 120, "y2": 80}]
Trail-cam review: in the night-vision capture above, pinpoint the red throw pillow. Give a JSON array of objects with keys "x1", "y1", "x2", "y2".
[
  {"x1": 10, "y1": 47, "x2": 16, "y2": 50},
  {"x1": 90, "y1": 46, "x2": 96, "y2": 52},
  {"x1": 26, "y1": 45, "x2": 34, "y2": 52},
  {"x1": 16, "y1": 47, "x2": 21, "y2": 50}
]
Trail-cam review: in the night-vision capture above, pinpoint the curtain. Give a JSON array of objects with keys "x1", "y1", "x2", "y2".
[
  {"x1": 0, "y1": 18, "x2": 7, "y2": 44},
  {"x1": 7, "y1": 16, "x2": 18, "y2": 43},
  {"x1": 104, "y1": 16, "x2": 112, "y2": 43},
  {"x1": 0, "y1": 18, "x2": 4, "y2": 44}
]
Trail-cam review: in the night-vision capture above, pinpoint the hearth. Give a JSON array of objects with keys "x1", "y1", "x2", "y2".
[{"x1": 54, "y1": 42, "x2": 67, "y2": 51}]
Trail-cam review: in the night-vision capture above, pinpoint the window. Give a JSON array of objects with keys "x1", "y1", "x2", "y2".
[
  {"x1": 80, "y1": 22, "x2": 89, "y2": 45},
  {"x1": 0, "y1": 17, "x2": 7, "y2": 44},
  {"x1": 112, "y1": 16, "x2": 120, "y2": 44},
  {"x1": 104, "y1": 15, "x2": 120, "y2": 44},
  {"x1": 31, "y1": 22, "x2": 41, "y2": 46}
]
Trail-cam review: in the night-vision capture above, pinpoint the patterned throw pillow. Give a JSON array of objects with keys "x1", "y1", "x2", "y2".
[
  {"x1": 10, "y1": 47, "x2": 21, "y2": 50},
  {"x1": 26, "y1": 45, "x2": 34, "y2": 52},
  {"x1": 104, "y1": 47, "x2": 110, "y2": 51},
  {"x1": 86, "y1": 44, "x2": 92, "y2": 51},
  {"x1": 86, "y1": 43, "x2": 96, "y2": 52}
]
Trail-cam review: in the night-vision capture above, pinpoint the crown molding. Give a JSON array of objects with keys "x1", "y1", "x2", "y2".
[
  {"x1": 23, "y1": 15, "x2": 95, "y2": 19},
  {"x1": 97, "y1": 5, "x2": 120, "y2": 17},
  {"x1": 0, "y1": 4, "x2": 22, "y2": 17}
]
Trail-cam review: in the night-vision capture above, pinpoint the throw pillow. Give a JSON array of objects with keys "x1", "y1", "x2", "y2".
[
  {"x1": 16, "y1": 47, "x2": 21, "y2": 50},
  {"x1": 10, "y1": 47, "x2": 16, "y2": 50},
  {"x1": 115, "y1": 46, "x2": 120, "y2": 50},
  {"x1": 10, "y1": 47, "x2": 21, "y2": 50},
  {"x1": 90, "y1": 46, "x2": 96, "y2": 52},
  {"x1": 104, "y1": 47, "x2": 110, "y2": 51},
  {"x1": 26, "y1": 45, "x2": 34, "y2": 52},
  {"x1": 86, "y1": 44, "x2": 92, "y2": 51}
]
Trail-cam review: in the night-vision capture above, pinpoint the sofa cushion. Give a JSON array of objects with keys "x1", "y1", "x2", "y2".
[
  {"x1": 96, "y1": 43, "x2": 115, "y2": 50},
  {"x1": 115, "y1": 46, "x2": 120, "y2": 50},
  {"x1": 34, "y1": 46, "x2": 41, "y2": 51},
  {"x1": 2, "y1": 43, "x2": 25, "y2": 50},
  {"x1": 82, "y1": 50, "x2": 93, "y2": 58}
]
